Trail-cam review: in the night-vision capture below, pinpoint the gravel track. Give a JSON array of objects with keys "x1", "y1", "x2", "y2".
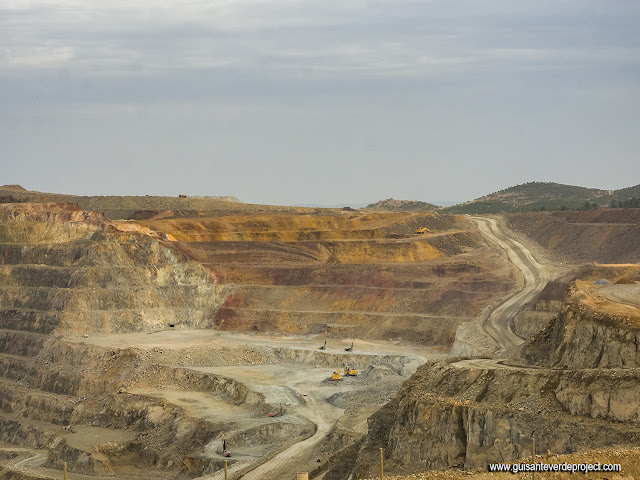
[{"x1": 471, "y1": 216, "x2": 551, "y2": 353}]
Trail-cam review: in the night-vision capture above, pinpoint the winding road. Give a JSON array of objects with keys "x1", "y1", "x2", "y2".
[
  {"x1": 471, "y1": 216, "x2": 551, "y2": 354},
  {"x1": 0, "y1": 447, "x2": 166, "y2": 480}
]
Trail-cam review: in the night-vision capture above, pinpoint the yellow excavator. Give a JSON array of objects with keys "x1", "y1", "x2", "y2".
[
  {"x1": 415, "y1": 227, "x2": 431, "y2": 234},
  {"x1": 331, "y1": 368, "x2": 343, "y2": 381},
  {"x1": 344, "y1": 364, "x2": 358, "y2": 376},
  {"x1": 318, "y1": 340, "x2": 327, "y2": 350}
]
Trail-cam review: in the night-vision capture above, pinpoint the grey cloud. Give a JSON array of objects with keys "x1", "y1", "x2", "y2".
[
  {"x1": 1, "y1": 0, "x2": 639, "y2": 204},
  {"x1": 3, "y1": 0, "x2": 638, "y2": 80}
]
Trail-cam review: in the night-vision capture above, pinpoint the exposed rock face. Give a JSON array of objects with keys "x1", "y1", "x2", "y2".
[
  {"x1": 341, "y1": 361, "x2": 640, "y2": 479},
  {"x1": 0, "y1": 203, "x2": 228, "y2": 334},
  {"x1": 523, "y1": 282, "x2": 640, "y2": 369}
]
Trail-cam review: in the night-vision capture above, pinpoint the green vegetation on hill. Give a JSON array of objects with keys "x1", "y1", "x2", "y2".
[
  {"x1": 611, "y1": 197, "x2": 640, "y2": 209},
  {"x1": 0, "y1": 196, "x2": 25, "y2": 203},
  {"x1": 614, "y1": 184, "x2": 640, "y2": 200},
  {"x1": 444, "y1": 182, "x2": 640, "y2": 214},
  {"x1": 366, "y1": 198, "x2": 439, "y2": 212}
]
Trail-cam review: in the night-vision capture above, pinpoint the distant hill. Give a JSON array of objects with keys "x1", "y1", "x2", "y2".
[
  {"x1": 0, "y1": 184, "x2": 27, "y2": 192},
  {"x1": 0, "y1": 186, "x2": 243, "y2": 219},
  {"x1": 366, "y1": 198, "x2": 439, "y2": 212},
  {"x1": 614, "y1": 184, "x2": 640, "y2": 200},
  {"x1": 445, "y1": 182, "x2": 640, "y2": 214}
]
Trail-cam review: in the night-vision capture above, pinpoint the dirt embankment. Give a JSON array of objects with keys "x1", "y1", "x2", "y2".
[{"x1": 507, "y1": 209, "x2": 640, "y2": 264}]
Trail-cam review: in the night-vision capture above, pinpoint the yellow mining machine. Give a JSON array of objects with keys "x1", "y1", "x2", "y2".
[
  {"x1": 344, "y1": 364, "x2": 358, "y2": 376},
  {"x1": 415, "y1": 227, "x2": 431, "y2": 234},
  {"x1": 331, "y1": 368, "x2": 343, "y2": 381},
  {"x1": 318, "y1": 340, "x2": 327, "y2": 351}
]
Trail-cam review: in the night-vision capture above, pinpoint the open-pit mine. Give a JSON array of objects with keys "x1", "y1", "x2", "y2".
[{"x1": 1, "y1": 191, "x2": 639, "y2": 480}]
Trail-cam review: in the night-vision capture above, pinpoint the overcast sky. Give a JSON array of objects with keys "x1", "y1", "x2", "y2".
[{"x1": 1, "y1": 0, "x2": 639, "y2": 205}]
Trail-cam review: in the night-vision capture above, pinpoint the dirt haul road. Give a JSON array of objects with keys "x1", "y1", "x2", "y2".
[
  {"x1": 235, "y1": 393, "x2": 339, "y2": 480},
  {"x1": 471, "y1": 216, "x2": 551, "y2": 353},
  {"x1": 189, "y1": 335, "x2": 430, "y2": 480},
  {"x1": 0, "y1": 447, "x2": 168, "y2": 480}
]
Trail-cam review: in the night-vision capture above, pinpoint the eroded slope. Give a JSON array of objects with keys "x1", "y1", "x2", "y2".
[
  {"x1": 507, "y1": 209, "x2": 640, "y2": 264},
  {"x1": 135, "y1": 211, "x2": 514, "y2": 347}
]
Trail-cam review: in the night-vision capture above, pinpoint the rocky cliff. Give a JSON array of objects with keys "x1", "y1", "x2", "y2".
[
  {"x1": 0, "y1": 203, "x2": 228, "y2": 334},
  {"x1": 524, "y1": 280, "x2": 640, "y2": 368}
]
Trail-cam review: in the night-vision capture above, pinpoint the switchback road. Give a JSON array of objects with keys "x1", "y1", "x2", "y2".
[{"x1": 471, "y1": 216, "x2": 550, "y2": 354}]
